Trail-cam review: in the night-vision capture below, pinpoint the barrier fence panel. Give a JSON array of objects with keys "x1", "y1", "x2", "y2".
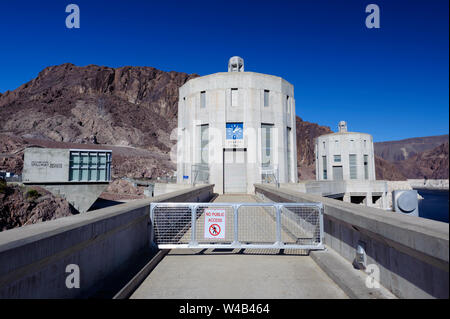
[{"x1": 150, "y1": 202, "x2": 324, "y2": 250}]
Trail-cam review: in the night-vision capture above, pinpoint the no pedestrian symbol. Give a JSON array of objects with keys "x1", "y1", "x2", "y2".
[
  {"x1": 209, "y1": 224, "x2": 221, "y2": 236},
  {"x1": 204, "y1": 209, "x2": 226, "y2": 239}
]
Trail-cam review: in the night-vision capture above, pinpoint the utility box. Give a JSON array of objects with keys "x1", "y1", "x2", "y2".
[{"x1": 392, "y1": 190, "x2": 419, "y2": 217}]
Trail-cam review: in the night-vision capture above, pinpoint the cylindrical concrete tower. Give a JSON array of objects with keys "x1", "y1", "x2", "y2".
[
  {"x1": 315, "y1": 121, "x2": 376, "y2": 181},
  {"x1": 177, "y1": 57, "x2": 297, "y2": 194}
]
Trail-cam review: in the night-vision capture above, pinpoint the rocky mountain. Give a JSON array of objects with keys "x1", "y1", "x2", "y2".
[
  {"x1": 394, "y1": 141, "x2": 449, "y2": 179},
  {"x1": 0, "y1": 63, "x2": 198, "y2": 151},
  {"x1": 0, "y1": 63, "x2": 196, "y2": 179},
  {"x1": 0, "y1": 63, "x2": 447, "y2": 181},
  {"x1": 374, "y1": 135, "x2": 448, "y2": 162},
  {"x1": 374, "y1": 135, "x2": 449, "y2": 180},
  {"x1": 375, "y1": 156, "x2": 407, "y2": 180}
]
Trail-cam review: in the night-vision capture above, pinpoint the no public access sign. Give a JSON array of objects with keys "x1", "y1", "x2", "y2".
[{"x1": 204, "y1": 209, "x2": 226, "y2": 239}]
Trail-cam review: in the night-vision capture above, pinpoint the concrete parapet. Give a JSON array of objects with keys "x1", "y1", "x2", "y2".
[
  {"x1": 254, "y1": 184, "x2": 449, "y2": 299},
  {"x1": 281, "y1": 180, "x2": 388, "y2": 209},
  {"x1": 152, "y1": 183, "x2": 194, "y2": 197},
  {"x1": 407, "y1": 179, "x2": 449, "y2": 190},
  {"x1": 0, "y1": 184, "x2": 214, "y2": 298}
]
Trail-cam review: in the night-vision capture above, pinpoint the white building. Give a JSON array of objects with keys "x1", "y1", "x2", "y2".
[
  {"x1": 22, "y1": 147, "x2": 112, "y2": 213},
  {"x1": 315, "y1": 121, "x2": 376, "y2": 181},
  {"x1": 176, "y1": 57, "x2": 298, "y2": 194}
]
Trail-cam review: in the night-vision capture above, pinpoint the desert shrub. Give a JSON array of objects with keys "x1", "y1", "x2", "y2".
[
  {"x1": 0, "y1": 178, "x2": 6, "y2": 193},
  {"x1": 26, "y1": 189, "x2": 40, "y2": 201}
]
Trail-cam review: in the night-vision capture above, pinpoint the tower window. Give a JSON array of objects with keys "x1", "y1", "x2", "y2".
[
  {"x1": 286, "y1": 96, "x2": 290, "y2": 113},
  {"x1": 264, "y1": 90, "x2": 269, "y2": 107},
  {"x1": 349, "y1": 154, "x2": 357, "y2": 179},
  {"x1": 364, "y1": 155, "x2": 369, "y2": 180},
  {"x1": 287, "y1": 127, "x2": 292, "y2": 181},
  {"x1": 231, "y1": 88, "x2": 238, "y2": 107},
  {"x1": 200, "y1": 91, "x2": 206, "y2": 108},
  {"x1": 261, "y1": 124, "x2": 273, "y2": 168}
]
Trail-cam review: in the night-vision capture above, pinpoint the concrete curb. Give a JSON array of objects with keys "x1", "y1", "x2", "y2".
[
  {"x1": 310, "y1": 248, "x2": 397, "y2": 299},
  {"x1": 113, "y1": 249, "x2": 170, "y2": 299}
]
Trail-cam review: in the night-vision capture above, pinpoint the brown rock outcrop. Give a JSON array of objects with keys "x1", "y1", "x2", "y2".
[{"x1": 0, "y1": 184, "x2": 77, "y2": 231}]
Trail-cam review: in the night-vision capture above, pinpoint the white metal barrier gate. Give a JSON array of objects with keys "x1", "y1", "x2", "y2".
[{"x1": 150, "y1": 202, "x2": 324, "y2": 250}]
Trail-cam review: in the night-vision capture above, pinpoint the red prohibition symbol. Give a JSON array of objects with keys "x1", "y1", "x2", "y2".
[{"x1": 209, "y1": 224, "x2": 221, "y2": 236}]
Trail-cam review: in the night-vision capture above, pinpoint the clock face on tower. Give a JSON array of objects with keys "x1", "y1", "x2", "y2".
[{"x1": 226, "y1": 123, "x2": 243, "y2": 140}]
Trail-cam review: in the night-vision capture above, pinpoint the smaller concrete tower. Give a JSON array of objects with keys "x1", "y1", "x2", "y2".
[
  {"x1": 228, "y1": 56, "x2": 244, "y2": 72},
  {"x1": 315, "y1": 121, "x2": 376, "y2": 181}
]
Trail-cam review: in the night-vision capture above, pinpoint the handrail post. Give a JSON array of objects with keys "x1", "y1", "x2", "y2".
[
  {"x1": 319, "y1": 203, "x2": 324, "y2": 245},
  {"x1": 190, "y1": 204, "x2": 198, "y2": 246},
  {"x1": 149, "y1": 203, "x2": 155, "y2": 244},
  {"x1": 232, "y1": 204, "x2": 240, "y2": 246},
  {"x1": 275, "y1": 204, "x2": 282, "y2": 247}
]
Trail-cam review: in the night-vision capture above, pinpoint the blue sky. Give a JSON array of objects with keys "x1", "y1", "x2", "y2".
[{"x1": 0, "y1": 0, "x2": 448, "y2": 142}]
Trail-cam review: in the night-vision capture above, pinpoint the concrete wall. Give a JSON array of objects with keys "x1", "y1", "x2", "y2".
[
  {"x1": 23, "y1": 148, "x2": 70, "y2": 183},
  {"x1": 254, "y1": 184, "x2": 449, "y2": 299},
  {"x1": 0, "y1": 185, "x2": 214, "y2": 298},
  {"x1": 152, "y1": 183, "x2": 193, "y2": 197},
  {"x1": 281, "y1": 180, "x2": 388, "y2": 209},
  {"x1": 408, "y1": 179, "x2": 449, "y2": 190},
  {"x1": 177, "y1": 71, "x2": 298, "y2": 194},
  {"x1": 42, "y1": 183, "x2": 109, "y2": 213}
]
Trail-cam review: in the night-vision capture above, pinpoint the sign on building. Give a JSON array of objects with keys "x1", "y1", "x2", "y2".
[{"x1": 225, "y1": 123, "x2": 244, "y2": 148}]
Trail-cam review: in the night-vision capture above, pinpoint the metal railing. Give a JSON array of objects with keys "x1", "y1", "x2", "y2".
[
  {"x1": 261, "y1": 167, "x2": 279, "y2": 188},
  {"x1": 150, "y1": 202, "x2": 324, "y2": 250},
  {"x1": 191, "y1": 164, "x2": 209, "y2": 185}
]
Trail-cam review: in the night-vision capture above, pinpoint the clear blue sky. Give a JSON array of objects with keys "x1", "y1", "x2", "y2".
[{"x1": 0, "y1": 0, "x2": 448, "y2": 142}]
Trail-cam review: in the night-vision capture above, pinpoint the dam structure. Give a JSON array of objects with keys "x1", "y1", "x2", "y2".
[
  {"x1": 176, "y1": 56, "x2": 297, "y2": 194},
  {"x1": 0, "y1": 58, "x2": 447, "y2": 300}
]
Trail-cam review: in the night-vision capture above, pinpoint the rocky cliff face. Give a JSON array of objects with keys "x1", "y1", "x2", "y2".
[
  {"x1": 374, "y1": 135, "x2": 448, "y2": 162},
  {"x1": 0, "y1": 63, "x2": 198, "y2": 151},
  {"x1": 394, "y1": 142, "x2": 449, "y2": 179},
  {"x1": 375, "y1": 156, "x2": 407, "y2": 180},
  {"x1": 296, "y1": 117, "x2": 332, "y2": 179},
  {"x1": 374, "y1": 135, "x2": 449, "y2": 180},
  {"x1": 1, "y1": 63, "x2": 447, "y2": 181},
  {"x1": 0, "y1": 183, "x2": 77, "y2": 231}
]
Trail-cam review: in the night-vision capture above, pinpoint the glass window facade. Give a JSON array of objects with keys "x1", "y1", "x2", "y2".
[
  {"x1": 69, "y1": 151, "x2": 111, "y2": 181},
  {"x1": 322, "y1": 156, "x2": 327, "y2": 180}
]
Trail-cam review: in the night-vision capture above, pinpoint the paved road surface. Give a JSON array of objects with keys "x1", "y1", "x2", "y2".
[{"x1": 130, "y1": 194, "x2": 347, "y2": 299}]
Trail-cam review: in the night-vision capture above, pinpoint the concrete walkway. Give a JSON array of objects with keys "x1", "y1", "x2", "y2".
[{"x1": 130, "y1": 194, "x2": 348, "y2": 299}]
